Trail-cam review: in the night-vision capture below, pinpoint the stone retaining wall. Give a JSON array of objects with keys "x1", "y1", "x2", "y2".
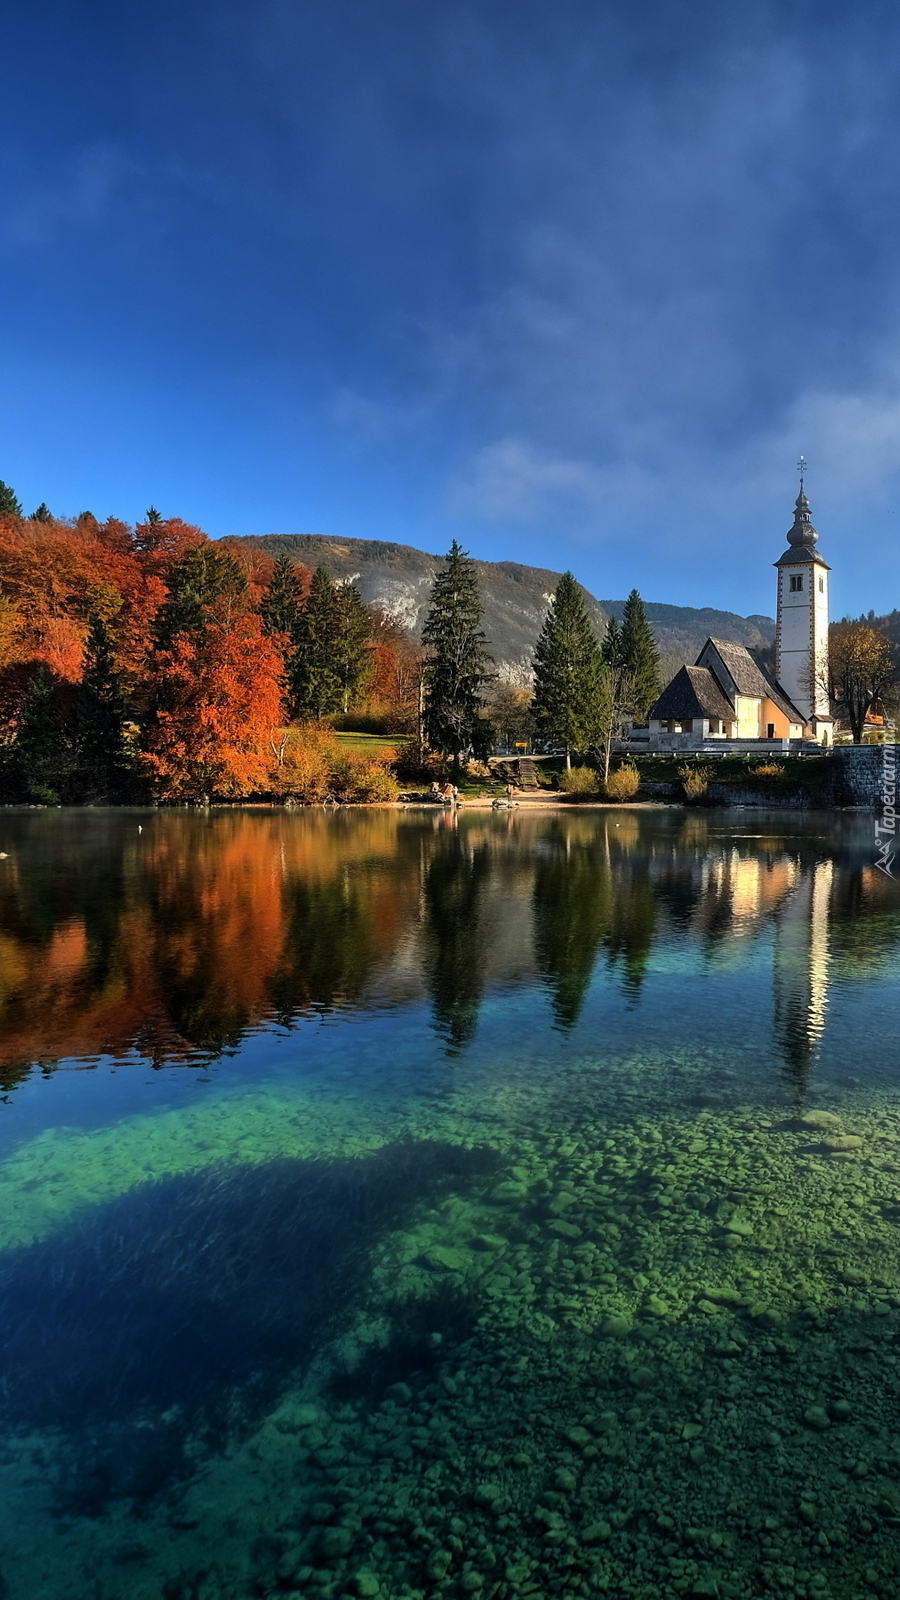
[
  {"x1": 831, "y1": 745, "x2": 899, "y2": 806},
  {"x1": 640, "y1": 747, "x2": 899, "y2": 808}
]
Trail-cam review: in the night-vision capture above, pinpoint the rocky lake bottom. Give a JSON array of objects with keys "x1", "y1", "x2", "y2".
[{"x1": 0, "y1": 807, "x2": 898, "y2": 1600}]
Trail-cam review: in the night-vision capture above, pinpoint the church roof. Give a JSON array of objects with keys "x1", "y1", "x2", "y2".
[
  {"x1": 648, "y1": 665, "x2": 735, "y2": 724},
  {"x1": 701, "y1": 638, "x2": 806, "y2": 725}
]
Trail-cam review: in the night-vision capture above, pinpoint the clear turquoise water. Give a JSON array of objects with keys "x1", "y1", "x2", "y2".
[{"x1": 0, "y1": 806, "x2": 899, "y2": 1600}]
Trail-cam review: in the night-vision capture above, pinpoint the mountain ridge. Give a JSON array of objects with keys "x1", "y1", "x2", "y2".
[{"x1": 235, "y1": 533, "x2": 775, "y2": 676}]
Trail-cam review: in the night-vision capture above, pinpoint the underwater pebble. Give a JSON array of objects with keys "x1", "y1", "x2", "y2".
[
  {"x1": 803, "y1": 1405, "x2": 831, "y2": 1430},
  {"x1": 422, "y1": 1246, "x2": 469, "y2": 1272},
  {"x1": 798, "y1": 1111, "x2": 842, "y2": 1130}
]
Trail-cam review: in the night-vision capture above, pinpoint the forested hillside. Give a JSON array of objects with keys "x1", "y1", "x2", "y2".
[{"x1": 238, "y1": 533, "x2": 773, "y2": 676}]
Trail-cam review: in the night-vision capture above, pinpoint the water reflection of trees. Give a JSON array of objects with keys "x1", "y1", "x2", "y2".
[
  {"x1": 0, "y1": 808, "x2": 897, "y2": 1087},
  {"x1": 422, "y1": 835, "x2": 491, "y2": 1053}
]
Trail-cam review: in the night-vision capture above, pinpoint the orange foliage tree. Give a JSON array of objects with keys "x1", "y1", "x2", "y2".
[{"x1": 142, "y1": 599, "x2": 285, "y2": 798}]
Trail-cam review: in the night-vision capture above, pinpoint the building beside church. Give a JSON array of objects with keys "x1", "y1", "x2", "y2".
[{"x1": 642, "y1": 477, "x2": 833, "y2": 751}]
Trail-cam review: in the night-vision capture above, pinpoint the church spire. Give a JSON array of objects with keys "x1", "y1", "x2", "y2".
[{"x1": 787, "y1": 457, "x2": 819, "y2": 551}]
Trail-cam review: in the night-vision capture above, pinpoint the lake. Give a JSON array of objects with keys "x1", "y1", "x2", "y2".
[{"x1": 0, "y1": 805, "x2": 899, "y2": 1600}]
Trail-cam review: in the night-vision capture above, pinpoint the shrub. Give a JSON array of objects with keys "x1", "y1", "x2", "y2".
[
  {"x1": 328, "y1": 750, "x2": 399, "y2": 803},
  {"x1": 604, "y1": 763, "x2": 641, "y2": 801},
  {"x1": 272, "y1": 724, "x2": 335, "y2": 802},
  {"x1": 752, "y1": 762, "x2": 785, "y2": 781},
  {"x1": 678, "y1": 763, "x2": 713, "y2": 801},
  {"x1": 560, "y1": 764, "x2": 599, "y2": 796}
]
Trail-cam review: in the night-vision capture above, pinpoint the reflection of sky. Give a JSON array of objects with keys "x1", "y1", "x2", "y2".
[{"x1": 0, "y1": 813, "x2": 898, "y2": 1142}]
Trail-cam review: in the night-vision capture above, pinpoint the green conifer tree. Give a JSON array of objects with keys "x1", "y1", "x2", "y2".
[
  {"x1": 29, "y1": 503, "x2": 53, "y2": 523},
  {"x1": 531, "y1": 572, "x2": 608, "y2": 768},
  {"x1": 15, "y1": 665, "x2": 70, "y2": 801},
  {"x1": 421, "y1": 542, "x2": 492, "y2": 767},
  {"x1": 0, "y1": 481, "x2": 22, "y2": 516},
  {"x1": 619, "y1": 589, "x2": 661, "y2": 721},
  {"x1": 261, "y1": 553, "x2": 305, "y2": 640},
  {"x1": 291, "y1": 566, "x2": 344, "y2": 720},
  {"x1": 334, "y1": 582, "x2": 373, "y2": 713},
  {"x1": 74, "y1": 614, "x2": 135, "y2": 798},
  {"x1": 154, "y1": 544, "x2": 248, "y2": 647},
  {"x1": 146, "y1": 507, "x2": 162, "y2": 524},
  {"x1": 260, "y1": 553, "x2": 306, "y2": 713}
]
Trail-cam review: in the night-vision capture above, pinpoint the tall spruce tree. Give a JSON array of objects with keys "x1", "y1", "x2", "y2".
[
  {"x1": 291, "y1": 566, "x2": 344, "y2": 720},
  {"x1": 421, "y1": 542, "x2": 492, "y2": 767},
  {"x1": 0, "y1": 481, "x2": 22, "y2": 516},
  {"x1": 334, "y1": 581, "x2": 373, "y2": 714},
  {"x1": 261, "y1": 554, "x2": 306, "y2": 712},
  {"x1": 153, "y1": 544, "x2": 248, "y2": 648},
  {"x1": 531, "y1": 572, "x2": 608, "y2": 768},
  {"x1": 29, "y1": 502, "x2": 53, "y2": 523},
  {"x1": 597, "y1": 613, "x2": 630, "y2": 783},
  {"x1": 15, "y1": 665, "x2": 70, "y2": 801},
  {"x1": 261, "y1": 553, "x2": 305, "y2": 640},
  {"x1": 74, "y1": 614, "x2": 135, "y2": 798},
  {"x1": 619, "y1": 589, "x2": 660, "y2": 721}
]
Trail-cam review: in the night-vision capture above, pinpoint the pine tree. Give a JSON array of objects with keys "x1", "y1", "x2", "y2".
[
  {"x1": 154, "y1": 544, "x2": 248, "y2": 648},
  {"x1": 74, "y1": 614, "x2": 135, "y2": 798},
  {"x1": 531, "y1": 572, "x2": 608, "y2": 768},
  {"x1": 261, "y1": 553, "x2": 306, "y2": 641},
  {"x1": 291, "y1": 566, "x2": 344, "y2": 720},
  {"x1": 601, "y1": 615, "x2": 623, "y2": 671},
  {"x1": 15, "y1": 665, "x2": 71, "y2": 801},
  {"x1": 146, "y1": 507, "x2": 162, "y2": 524},
  {"x1": 619, "y1": 589, "x2": 660, "y2": 721},
  {"x1": 334, "y1": 582, "x2": 373, "y2": 713},
  {"x1": 421, "y1": 542, "x2": 492, "y2": 766},
  {"x1": 0, "y1": 481, "x2": 22, "y2": 516},
  {"x1": 29, "y1": 503, "x2": 53, "y2": 523}
]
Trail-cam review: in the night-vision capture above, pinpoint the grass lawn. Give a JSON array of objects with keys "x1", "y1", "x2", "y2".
[{"x1": 333, "y1": 731, "x2": 407, "y2": 758}]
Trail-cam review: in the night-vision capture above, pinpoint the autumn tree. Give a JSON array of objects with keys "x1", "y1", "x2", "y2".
[
  {"x1": 828, "y1": 620, "x2": 897, "y2": 744},
  {"x1": 367, "y1": 607, "x2": 423, "y2": 732},
  {"x1": 531, "y1": 572, "x2": 608, "y2": 769},
  {"x1": 421, "y1": 542, "x2": 492, "y2": 767},
  {"x1": 487, "y1": 681, "x2": 534, "y2": 751},
  {"x1": 142, "y1": 601, "x2": 285, "y2": 799}
]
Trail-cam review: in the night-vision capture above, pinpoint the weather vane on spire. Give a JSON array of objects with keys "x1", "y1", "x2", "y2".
[{"x1": 797, "y1": 455, "x2": 808, "y2": 491}]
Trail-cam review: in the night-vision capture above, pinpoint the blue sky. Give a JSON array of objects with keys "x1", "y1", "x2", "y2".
[{"x1": 2, "y1": 0, "x2": 900, "y2": 619}]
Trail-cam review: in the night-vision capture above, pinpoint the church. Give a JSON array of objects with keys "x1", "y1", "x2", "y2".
[{"x1": 642, "y1": 476, "x2": 834, "y2": 751}]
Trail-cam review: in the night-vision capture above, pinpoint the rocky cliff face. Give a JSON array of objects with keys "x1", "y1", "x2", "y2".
[{"x1": 237, "y1": 534, "x2": 774, "y2": 676}]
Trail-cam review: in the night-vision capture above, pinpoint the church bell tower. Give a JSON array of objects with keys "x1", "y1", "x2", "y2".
[{"x1": 774, "y1": 464, "x2": 832, "y2": 741}]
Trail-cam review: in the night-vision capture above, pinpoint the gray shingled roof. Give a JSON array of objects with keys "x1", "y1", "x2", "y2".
[
  {"x1": 648, "y1": 665, "x2": 735, "y2": 724},
  {"x1": 702, "y1": 639, "x2": 806, "y2": 725}
]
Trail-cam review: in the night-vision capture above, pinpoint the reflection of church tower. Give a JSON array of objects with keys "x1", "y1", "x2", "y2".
[
  {"x1": 774, "y1": 467, "x2": 832, "y2": 740},
  {"x1": 773, "y1": 858, "x2": 833, "y2": 1095}
]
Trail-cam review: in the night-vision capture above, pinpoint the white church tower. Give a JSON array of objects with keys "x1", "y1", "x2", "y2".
[{"x1": 774, "y1": 462, "x2": 832, "y2": 743}]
